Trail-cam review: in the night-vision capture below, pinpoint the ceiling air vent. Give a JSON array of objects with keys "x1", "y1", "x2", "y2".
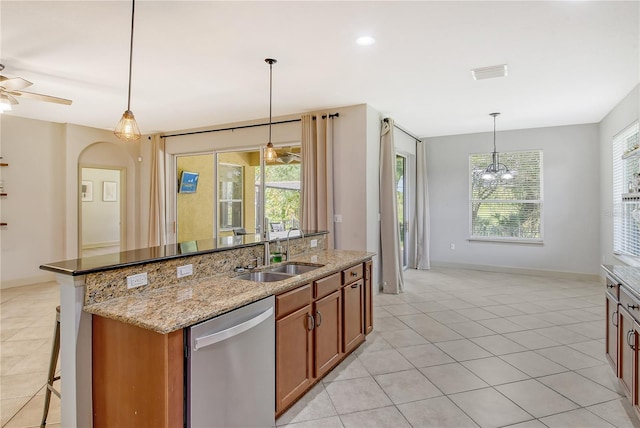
[{"x1": 471, "y1": 64, "x2": 508, "y2": 80}]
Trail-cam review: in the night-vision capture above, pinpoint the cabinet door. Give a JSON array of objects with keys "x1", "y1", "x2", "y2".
[
  {"x1": 343, "y1": 279, "x2": 365, "y2": 354},
  {"x1": 606, "y1": 293, "x2": 619, "y2": 374},
  {"x1": 364, "y1": 261, "x2": 373, "y2": 334},
  {"x1": 634, "y1": 321, "x2": 640, "y2": 419},
  {"x1": 619, "y1": 307, "x2": 635, "y2": 399},
  {"x1": 314, "y1": 290, "x2": 342, "y2": 378},
  {"x1": 276, "y1": 304, "x2": 313, "y2": 414}
]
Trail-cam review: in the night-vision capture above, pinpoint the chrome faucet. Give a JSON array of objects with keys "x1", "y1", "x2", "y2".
[{"x1": 286, "y1": 228, "x2": 305, "y2": 261}]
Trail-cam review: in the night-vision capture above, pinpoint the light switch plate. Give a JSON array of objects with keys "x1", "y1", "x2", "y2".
[
  {"x1": 310, "y1": 239, "x2": 318, "y2": 248},
  {"x1": 127, "y1": 272, "x2": 148, "y2": 289},
  {"x1": 177, "y1": 264, "x2": 193, "y2": 278}
]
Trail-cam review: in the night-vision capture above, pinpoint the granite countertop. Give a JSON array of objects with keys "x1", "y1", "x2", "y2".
[
  {"x1": 602, "y1": 264, "x2": 640, "y2": 300},
  {"x1": 84, "y1": 249, "x2": 374, "y2": 334}
]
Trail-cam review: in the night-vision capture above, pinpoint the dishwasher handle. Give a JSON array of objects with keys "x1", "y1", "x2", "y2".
[{"x1": 194, "y1": 306, "x2": 273, "y2": 351}]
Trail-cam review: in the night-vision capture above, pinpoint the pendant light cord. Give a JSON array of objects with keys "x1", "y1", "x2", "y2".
[
  {"x1": 127, "y1": 0, "x2": 136, "y2": 111},
  {"x1": 493, "y1": 114, "x2": 497, "y2": 153},
  {"x1": 268, "y1": 60, "x2": 273, "y2": 143}
]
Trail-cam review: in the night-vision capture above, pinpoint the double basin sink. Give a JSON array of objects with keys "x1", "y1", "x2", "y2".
[{"x1": 236, "y1": 263, "x2": 323, "y2": 282}]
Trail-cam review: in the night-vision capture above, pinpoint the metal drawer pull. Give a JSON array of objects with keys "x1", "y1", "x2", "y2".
[
  {"x1": 350, "y1": 271, "x2": 358, "y2": 277},
  {"x1": 628, "y1": 330, "x2": 636, "y2": 351},
  {"x1": 316, "y1": 311, "x2": 322, "y2": 327},
  {"x1": 608, "y1": 284, "x2": 615, "y2": 289},
  {"x1": 613, "y1": 311, "x2": 618, "y2": 327},
  {"x1": 351, "y1": 283, "x2": 359, "y2": 288},
  {"x1": 628, "y1": 304, "x2": 639, "y2": 310},
  {"x1": 307, "y1": 313, "x2": 315, "y2": 331}
]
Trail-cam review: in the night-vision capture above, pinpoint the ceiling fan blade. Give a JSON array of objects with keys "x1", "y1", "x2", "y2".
[
  {"x1": 0, "y1": 76, "x2": 33, "y2": 91},
  {"x1": 5, "y1": 93, "x2": 19, "y2": 105},
  {"x1": 10, "y1": 90, "x2": 72, "y2": 105}
]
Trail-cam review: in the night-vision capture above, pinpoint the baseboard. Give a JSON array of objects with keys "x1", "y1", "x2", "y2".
[
  {"x1": 1, "y1": 273, "x2": 56, "y2": 289},
  {"x1": 429, "y1": 261, "x2": 600, "y2": 282}
]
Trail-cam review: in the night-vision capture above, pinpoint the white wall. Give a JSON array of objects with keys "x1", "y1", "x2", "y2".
[
  {"x1": 0, "y1": 116, "x2": 66, "y2": 286},
  {"x1": 600, "y1": 85, "x2": 640, "y2": 266},
  {"x1": 80, "y1": 168, "x2": 121, "y2": 247},
  {"x1": 425, "y1": 123, "x2": 601, "y2": 276}
]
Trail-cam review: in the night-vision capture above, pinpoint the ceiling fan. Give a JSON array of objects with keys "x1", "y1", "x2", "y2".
[
  {"x1": 276, "y1": 151, "x2": 301, "y2": 164},
  {"x1": 0, "y1": 64, "x2": 72, "y2": 111}
]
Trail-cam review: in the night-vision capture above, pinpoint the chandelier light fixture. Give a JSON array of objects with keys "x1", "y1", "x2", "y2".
[
  {"x1": 114, "y1": 0, "x2": 141, "y2": 141},
  {"x1": 264, "y1": 58, "x2": 278, "y2": 163},
  {"x1": 481, "y1": 112, "x2": 513, "y2": 181}
]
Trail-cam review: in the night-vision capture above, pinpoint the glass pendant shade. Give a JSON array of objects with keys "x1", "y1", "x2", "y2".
[
  {"x1": 114, "y1": 110, "x2": 141, "y2": 141},
  {"x1": 264, "y1": 142, "x2": 278, "y2": 163}
]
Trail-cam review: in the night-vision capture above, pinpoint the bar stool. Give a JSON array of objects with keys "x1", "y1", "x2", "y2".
[{"x1": 40, "y1": 305, "x2": 60, "y2": 428}]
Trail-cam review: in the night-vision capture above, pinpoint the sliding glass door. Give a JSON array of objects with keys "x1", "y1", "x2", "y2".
[{"x1": 396, "y1": 154, "x2": 409, "y2": 269}]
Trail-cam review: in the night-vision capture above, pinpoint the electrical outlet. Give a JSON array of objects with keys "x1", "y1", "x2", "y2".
[
  {"x1": 311, "y1": 255, "x2": 319, "y2": 263},
  {"x1": 177, "y1": 264, "x2": 193, "y2": 278},
  {"x1": 334, "y1": 214, "x2": 342, "y2": 223},
  {"x1": 310, "y1": 239, "x2": 318, "y2": 248},
  {"x1": 127, "y1": 272, "x2": 148, "y2": 289},
  {"x1": 450, "y1": 243, "x2": 455, "y2": 250}
]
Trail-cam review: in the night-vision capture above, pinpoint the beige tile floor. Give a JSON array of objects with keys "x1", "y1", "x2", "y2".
[
  {"x1": 2, "y1": 267, "x2": 639, "y2": 428},
  {"x1": 276, "y1": 268, "x2": 640, "y2": 428}
]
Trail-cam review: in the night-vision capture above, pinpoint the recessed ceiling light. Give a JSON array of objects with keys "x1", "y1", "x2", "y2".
[
  {"x1": 471, "y1": 64, "x2": 508, "y2": 80},
  {"x1": 356, "y1": 36, "x2": 376, "y2": 46}
]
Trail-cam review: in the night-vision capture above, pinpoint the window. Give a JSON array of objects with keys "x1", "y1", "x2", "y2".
[
  {"x1": 613, "y1": 122, "x2": 640, "y2": 259},
  {"x1": 470, "y1": 150, "x2": 543, "y2": 242},
  {"x1": 218, "y1": 163, "x2": 244, "y2": 230}
]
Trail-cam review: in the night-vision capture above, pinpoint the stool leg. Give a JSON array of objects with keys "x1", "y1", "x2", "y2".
[{"x1": 40, "y1": 315, "x2": 60, "y2": 428}]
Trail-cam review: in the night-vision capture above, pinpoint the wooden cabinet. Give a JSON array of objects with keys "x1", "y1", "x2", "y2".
[
  {"x1": 275, "y1": 260, "x2": 372, "y2": 417},
  {"x1": 619, "y1": 306, "x2": 635, "y2": 398},
  {"x1": 364, "y1": 260, "x2": 373, "y2": 334},
  {"x1": 275, "y1": 284, "x2": 313, "y2": 414},
  {"x1": 314, "y1": 290, "x2": 342, "y2": 378},
  {"x1": 606, "y1": 291, "x2": 619, "y2": 373},
  {"x1": 92, "y1": 315, "x2": 183, "y2": 428}
]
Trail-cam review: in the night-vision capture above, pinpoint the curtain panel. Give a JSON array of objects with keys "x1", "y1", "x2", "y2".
[
  {"x1": 148, "y1": 134, "x2": 166, "y2": 247},
  {"x1": 301, "y1": 114, "x2": 335, "y2": 249},
  {"x1": 414, "y1": 140, "x2": 431, "y2": 269},
  {"x1": 380, "y1": 118, "x2": 404, "y2": 294}
]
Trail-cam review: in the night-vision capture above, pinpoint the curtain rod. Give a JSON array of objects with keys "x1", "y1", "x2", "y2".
[
  {"x1": 383, "y1": 117, "x2": 422, "y2": 143},
  {"x1": 162, "y1": 113, "x2": 340, "y2": 139}
]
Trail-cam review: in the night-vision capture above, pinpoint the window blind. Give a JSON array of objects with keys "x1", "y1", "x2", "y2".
[
  {"x1": 613, "y1": 122, "x2": 640, "y2": 258},
  {"x1": 470, "y1": 150, "x2": 543, "y2": 241}
]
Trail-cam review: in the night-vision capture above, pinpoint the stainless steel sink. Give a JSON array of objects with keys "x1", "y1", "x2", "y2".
[
  {"x1": 235, "y1": 271, "x2": 293, "y2": 282},
  {"x1": 266, "y1": 263, "x2": 323, "y2": 275}
]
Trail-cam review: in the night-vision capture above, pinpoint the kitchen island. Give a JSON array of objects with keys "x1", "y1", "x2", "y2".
[{"x1": 40, "y1": 232, "x2": 374, "y2": 427}]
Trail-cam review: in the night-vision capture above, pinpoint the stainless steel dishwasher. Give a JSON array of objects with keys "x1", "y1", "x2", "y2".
[{"x1": 186, "y1": 296, "x2": 275, "y2": 428}]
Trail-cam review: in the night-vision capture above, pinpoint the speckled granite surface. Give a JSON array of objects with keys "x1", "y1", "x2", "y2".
[
  {"x1": 84, "y1": 249, "x2": 373, "y2": 334},
  {"x1": 602, "y1": 264, "x2": 640, "y2": 300}
]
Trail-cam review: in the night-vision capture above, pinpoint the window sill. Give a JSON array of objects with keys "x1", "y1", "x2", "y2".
[
  {"x1": 614, "y1": 254, "x2": 640, "y2": 267},
  {"x1": 468, "y1": 237, "x2": 543, "y2": 245}
]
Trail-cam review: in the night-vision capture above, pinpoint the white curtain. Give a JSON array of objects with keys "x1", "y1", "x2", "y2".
[
  {"x1": 414, "y1": 140, "x2": 431, "y2": 269},
  {"x1": 301, "y1": 114, "x2": 335, "y2": 249},
  {"x1": 148, "y1": 134, "x2": 166, "y2": 247},
  {"x1": 380, "y1": 118, "x2": 404, "y2": 294}
]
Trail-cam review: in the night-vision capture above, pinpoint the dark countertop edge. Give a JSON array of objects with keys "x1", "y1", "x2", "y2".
[
  {"x1": 85, "y1": 250, "x2": 376, "y2": 334},
  {"x1": 40, "y1": 231, "x2": 329, "y2": 276}
]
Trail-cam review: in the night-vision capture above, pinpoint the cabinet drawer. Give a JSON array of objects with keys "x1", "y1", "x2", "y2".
[
  {"x1": 342, "y1": 264, "x2": 363, "y2": 285},
  {"x1": 314, "y1": 273, "x2": 341, "y2": 299},
  {"x1": 276, "y1": 284, "x2": 312, "y2": 319},
  {"x1": 620, "y1": 288, "x2": 640, "y2": 322},
  {"x1": 606, "y1": 277, "x2": 620, "y2": 300}
]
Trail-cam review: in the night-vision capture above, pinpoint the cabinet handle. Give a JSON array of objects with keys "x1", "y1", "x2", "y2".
[
  {"x1": 628, "y1": 304, "x2": 639, "y2": 311},
  {"x1": 350, "y1": 271, "x2": 358, "y2": 277},
  {"x1": 351, "y1": 283, "x2": 359, "y2": 288},
  {"x1": 316, "y1": 311, "x2": 322, "y2": 327},
  {"x1": 307, "y1": 313, "x2": 315, "y2": 331},
  {"x1": 628, "y1": 330, "x2": 636, "y2": 351},
  {"x1": 613, "y1": 311, "x2": 618, "y2": 327},
  {"x1": 608, "y1": 284, "x2": 615, "y2": 289}
]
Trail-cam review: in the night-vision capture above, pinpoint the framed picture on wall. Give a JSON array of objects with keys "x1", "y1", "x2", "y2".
[
  {"x1": 102, "y1": 181, "x2": 117, "y2": 202},
  {"x1": 81, "y1": 180, "x2": 93, "y2": 202},
  {"x1": 178, "y1": 171, "x2": 199, "y2": 194}
]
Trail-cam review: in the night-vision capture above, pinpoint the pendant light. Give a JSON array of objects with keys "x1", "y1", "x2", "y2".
[
  {"x1": 114, "y1": 0, "x2": 141, "y2": 141},
  {"x1": 481, "y1": 112, "x2": 513, "y2": 181},
  {"x1": 264, "y1": 58, "x2": 278, "y2": 162}
]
